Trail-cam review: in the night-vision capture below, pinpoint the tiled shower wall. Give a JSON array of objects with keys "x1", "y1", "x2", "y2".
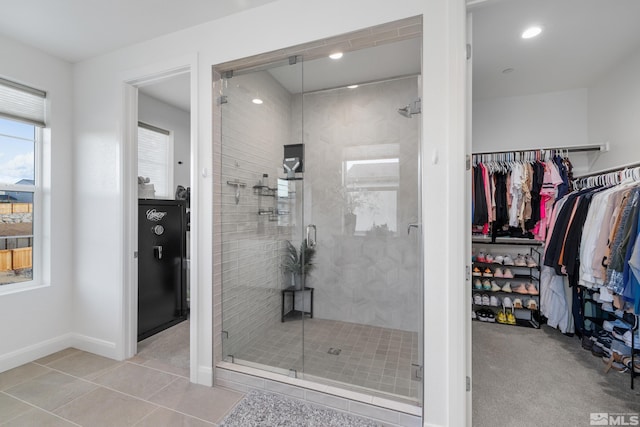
[
  {"x1": 291, "y1": 77, "x2": 422, "y2": 331},
  {"x1": 219, "y1": 70, "x2": 295, "y2": 359}
]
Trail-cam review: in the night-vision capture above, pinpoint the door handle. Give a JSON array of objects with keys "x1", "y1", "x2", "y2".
[
  {"x1": 306, "y1": 224, "x2": 317, "y2": 248},
  {"x1": 407, "y1": 223, "x2": 420, "y2": 235},
  {"x1": 153, "y1": 245, "x2": 163, "y2": 260}
]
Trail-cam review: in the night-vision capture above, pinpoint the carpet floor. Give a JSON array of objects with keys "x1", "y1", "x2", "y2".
[{"x1": 472, "y1": 322, "x2": 640, "y2": 427}]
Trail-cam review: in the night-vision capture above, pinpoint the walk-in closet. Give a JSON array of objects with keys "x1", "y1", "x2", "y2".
[{"x1": 470, "y1": 1, "x2": 640, "y2": 425}]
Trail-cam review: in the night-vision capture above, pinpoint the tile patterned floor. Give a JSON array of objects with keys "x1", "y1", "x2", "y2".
[
  {"x1": 0, "y1": 348, "x2": 243, "y2": 426},
  {"x1": 228, "y1": 318, "x2": 421, "y2": 402}
]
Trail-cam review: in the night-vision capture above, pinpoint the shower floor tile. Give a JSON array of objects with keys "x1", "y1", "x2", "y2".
[{"x1": 230, "y1": 318, "x2": 420, "y2": 402}]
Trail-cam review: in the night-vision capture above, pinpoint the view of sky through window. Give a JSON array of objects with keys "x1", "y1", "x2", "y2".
[{"x1": 0, "y1": 117, "x2": 35, "y2": 185}]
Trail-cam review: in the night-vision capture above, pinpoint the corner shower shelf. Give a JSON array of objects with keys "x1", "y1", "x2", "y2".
[{"x1": 253, "y1": 185, "x2": 276, "y2": 197}]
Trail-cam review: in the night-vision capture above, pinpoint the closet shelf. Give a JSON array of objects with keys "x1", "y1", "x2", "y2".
[{"x1": 472, "y1": 236, "x2": 544, "y2": 246}]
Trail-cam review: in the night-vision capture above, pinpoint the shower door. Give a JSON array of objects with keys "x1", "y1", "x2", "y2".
[
  {"x1": 299, "y1": 75, "x2": 423, "y2": 403},
  {"x1": 219, "y1": 57, "x2": 305, "y2": 377}
]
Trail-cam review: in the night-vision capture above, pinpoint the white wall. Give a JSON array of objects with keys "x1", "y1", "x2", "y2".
[
  {"x1": 138, "y1": 93, "x2": 191, "y2": 190},
  {"x1": 71, "y1": 0, "x2": 467, "y2": 425},
  {"x1": 0, "y1": 35, "x2": 74, "y2": 371},
  {"x1": 472, "y1": 88, "x2": 588, "y2": 152},
  {"x1": 588, "y1": 46, "x2": 640, "y2": 172}
]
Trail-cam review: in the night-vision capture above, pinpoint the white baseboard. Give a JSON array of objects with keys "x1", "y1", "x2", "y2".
[
  {"x1": 0, "y1": 333, "x2": 74, "y2": 373},
  {"x1": 0, "y1": 333, "x2": 121, "y2": 374},
  {"x1": 196, "y1": 365, "x2": 213, "y2": 386},
  {"x1": 70, "y1": 334, "x2": 117, "y2": 359}
]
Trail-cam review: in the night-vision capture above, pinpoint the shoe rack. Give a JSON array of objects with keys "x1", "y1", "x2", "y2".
[
  {"x1": 580, "y1": 287, "x2": 639, "y2": 389},
  {"x1": 471, "y1": 237, "x2": 542, "y2": 329}
]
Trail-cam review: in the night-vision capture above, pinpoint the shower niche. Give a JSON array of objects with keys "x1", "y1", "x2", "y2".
[{"x1": 217, "y1": 16, "x2": 423, "y2": 406}]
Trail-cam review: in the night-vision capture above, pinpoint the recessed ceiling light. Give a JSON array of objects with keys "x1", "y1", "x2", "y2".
[
  {"x1": 347, "y1": 84, "x2": 358, "y2": 89},
  {"x1": 252, "y1": 98, "x2": 263, "y2": 104},
  {"x1": 521, "y1": 26, "x2": 542, "y2": 39},
  {"x1": 502, "y1": 68, "x2": 514, "y2": 74},
  {"x1": 329, "y1": 52, "x2": 343, "y2": 60}
]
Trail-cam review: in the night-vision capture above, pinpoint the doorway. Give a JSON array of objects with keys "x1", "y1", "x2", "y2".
[
  {"x1": 122, "y1": 59, "x2": 199, "y2": 382},
  {"x1": 136, "y1": 74, "x2": 191, "y2": 374}
]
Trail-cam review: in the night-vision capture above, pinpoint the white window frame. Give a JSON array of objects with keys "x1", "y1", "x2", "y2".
[
  {"x1": 137, "y1": 122, "x2": 174, "y2": 199},
  {"x1": 0, "y1": 122, "x2": 43, "y2": 295}
]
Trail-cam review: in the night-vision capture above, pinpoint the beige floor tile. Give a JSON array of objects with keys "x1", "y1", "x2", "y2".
[
  {"x1": 34, "y1": 348, "x2": 81, "y2": 366},
  {"x1": 5, "y1": 371, "x2": 96, "y2": 411},
  {"x1": 147, "y1": 378, "x2": 243, "y2": 423},
  {"x1": 47, "y1": 352, "x2": 121, "y2": 380},
  {"x1": 0, "y1": 392, "x2": 33, "y2": 423},
  {"x1": 92, "y1": 363, "x2": 178, "y2": 400},
  {"x1": 134, "y1": 407, "x2": 215, "y2": 427},
  {"x1": 2, "y1": 408, "x2": 77, "y2": 427},
  {"x1": 0, "y1": 363, "x2": 51, "y2": 391},
  {"x1": 53, "y1": 387, "x2": 156, "y2": 427}
]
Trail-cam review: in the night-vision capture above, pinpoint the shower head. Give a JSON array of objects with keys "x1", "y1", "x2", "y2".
[{"x1": 397, "y1": 98, "x2": 421, "y2": 118}]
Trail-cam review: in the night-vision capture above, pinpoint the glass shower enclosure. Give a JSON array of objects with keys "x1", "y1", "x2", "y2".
[{"x1": 219, "y1": 37, "x2": 423, "y2": 404}]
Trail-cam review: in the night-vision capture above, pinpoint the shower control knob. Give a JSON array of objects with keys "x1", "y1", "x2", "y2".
[{"x1": 152, "y1": 225, "x2": 165, "y2": 236}]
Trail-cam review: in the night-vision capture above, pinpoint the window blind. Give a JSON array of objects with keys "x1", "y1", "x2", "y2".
[
  {"x1": 138, "y1": 122, "x2": 172, "y2": 198},
  {"x1": 0, "y1": 77, "x2": 46, "y2": 127}
]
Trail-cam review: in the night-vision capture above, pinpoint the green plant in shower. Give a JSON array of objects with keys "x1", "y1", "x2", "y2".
[{"x1": 282, "y1": 239, "x2": 316, "y2": 277}]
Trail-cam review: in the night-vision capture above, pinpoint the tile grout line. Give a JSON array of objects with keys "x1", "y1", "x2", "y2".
[{"x1": 0, "y1": 389, "x2": 83, "y2": 427}]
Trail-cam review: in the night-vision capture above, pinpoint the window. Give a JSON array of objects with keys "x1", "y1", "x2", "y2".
[
  {"x1": 343, "y1": 144, "x2": 400, "y2": 235},
  {"x1": 138, "y1": 122, "x2": 173, "y2": 199},
  {"x1": 0, "y1": 76, "x2": 45, "y2": 287}
]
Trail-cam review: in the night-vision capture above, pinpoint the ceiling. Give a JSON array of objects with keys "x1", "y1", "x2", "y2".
[
  {"x1": 3, "y1": 0, "x2": 640, "y2": 109},
  {"x1": 0, "y1": 0, "x2": 277, "y2": 63},
  {"x1": 472, "y1": 0, "x2": 640, "y2": 100}
]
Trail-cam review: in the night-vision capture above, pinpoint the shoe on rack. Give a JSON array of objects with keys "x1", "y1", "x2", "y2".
[
  {"x1": 485, "y1": 253, "x2": 495, "y2": 264},
  {"x1": 591, "y1": 345, "x2": 605, "y2": 357},
  {"x1": 603, "y1": 319, "x2": 630, "y2": 332},
  {"x1": 506, "y1": 310, "x2": 516, "y2": 325},
  {"x1": 473, "y1": 293, "x2": 483, "y2": 305},
  {"x1": 482, "y1": 294, "x2": 490, "y2": 306},
  {"x1": 491, "y1": 281, "x2": 502, "y2": 292},
  {"x1": 525, "y1": 254, "x2": 537, "y2": 268},
  {"x1": 525, "y1": 283, "x2": 539, "y2": 295},
  {"x1": 501, "y1": 282, "x2": 513, "y2": 293},
  {"x1": 513, "y1": 298, "x2": 523, "y2": 309},
  {"x1": 601, "y1": 302, "x2": 614, "y2": 312},
  {"x1": 494, "y1": 267, "x2": 504, "y2": 278},
  {"x1": 472, "y1": 267, "x2": 482, "y2": 277},
  {"x1": 514, "y1": 254, "x2": 527, "y2": 267},
  {"x1": 474, "y1": 279, "x2": 483, "y2": 290},
  {"x1": 612, "y1": 327, "x2": 628, "y2": 341},
  {"x1": 496, "y1": 310, "x2": 507, "y2": 324},
  {"x1": 526, "y1": 299, "x2": 537, "y2": 310},
  {"x1": 502, "y1": 255, "x2": 514, "y2": 266},
  {"x1": 486, "y1": 310, "x2": 496, "y2": 323},
  {"x1": 503, "y1": 268, "x2": 514, "y2": 279},
  {"x1": 581, "y1": 335, "x2": 594, "y2": 351},
  {"x1": 477, "y1": 310, "x2": 487, "y2": 322},
  {"x1": 511, "y1": 283, "x2": 527, "y2": 294},
  {"x1": 471, "y1": 252, "x2": 476, "y2": 263},
  {"x1": 477, "y1": 251, "x2": 487, "y2": 263},
  {"x1": 482, "y1": 279, "x2": 492, "y2": 291},
  {"x1": 472, "y1": 310, "x2": 476, "y2": 320},
  {"x1": 502, "y1": 296, "x2": 513, "y2": 309},
  {"x1": 490, "y1": 295, "x2": 500, "y2": 307},
  {"x1": 483, "y1": 268, "x2": 493, "y2": 277},
  {"x1": 493, "y1": 255, "x2": 504, "y2": 264}
]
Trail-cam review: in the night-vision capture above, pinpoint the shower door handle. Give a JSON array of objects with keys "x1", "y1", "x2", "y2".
[
  {"x1": 407, "y1": 223, "x2": 420, "y2": 235},
  {"x1": 306, "y1": 224, "x2": 317, "y2": 248}
]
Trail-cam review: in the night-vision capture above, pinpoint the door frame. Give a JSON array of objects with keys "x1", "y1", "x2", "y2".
[{"x1": 120, "y1": 53, "x2": 201, "y2": 383}]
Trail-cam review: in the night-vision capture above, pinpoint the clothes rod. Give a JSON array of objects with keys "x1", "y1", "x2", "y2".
[
  {"x1": 472, "y1": 143, "x2": 608, "y2": 156},
  {"x1": 573, "y1": 161, "x2": 640, "y2": 179}
]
